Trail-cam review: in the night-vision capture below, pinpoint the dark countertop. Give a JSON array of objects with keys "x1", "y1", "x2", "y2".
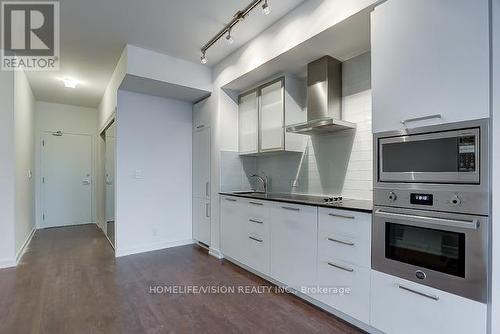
[{"x1": 219, "y1": 192, "x2": 373, "y2": 213}]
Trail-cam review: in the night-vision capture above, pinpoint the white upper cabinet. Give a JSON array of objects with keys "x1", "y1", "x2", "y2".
[
  {"x1": 193, "y1": 97, "x2": 211, "y2": 131},
  {"x1": 238, "y1": 76, "x2": 305, "y2": 155},
  {"x1": 238, "y1": 91, "x2": 259, "y2": 154},
  {"x1": 260, "y1": 79, "x2": 284, "y2": 152},
  {"x1": 371, "y1": 0, "x2": 490, "y2": 133}
]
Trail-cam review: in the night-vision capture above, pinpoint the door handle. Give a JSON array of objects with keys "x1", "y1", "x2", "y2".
[
  {"x1": 82, "y1": 179, "x2": 91, "y2": 185},
  {"x1": 398, "y1": 284, "x2": 439, "y2": 301},
  {"x1": 328, "y1": 212, "x2": 355, "y2": 220},
  {"x1": 327, "y1": 237, "x2": 355, "y2": 246},
  {"x1": 327, "y1": 262, "x2": 354, "y2": 273},
  {"x1": 205, "y1": 203, "x2": 210, "y2": 218},
  {"x1": 282, "y1": 206, "x2": 300, "y2": 211},
  {"x1": 205, "y1": 182, "x2": 210, "y2": 197},
  {"x1": 401, "y1": 114, "x2": 442, "y2": 126},
  {"x1": 375, "y1": 209, "x2": 479, "y2": 230}
]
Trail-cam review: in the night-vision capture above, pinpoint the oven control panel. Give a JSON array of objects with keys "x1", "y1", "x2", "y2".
[
  {"x1": 458, "y1": 136, "x2": 476, "y2": 172},
  {"x1": 374, "y1": 188, "x2": 488, "y2": 216}
]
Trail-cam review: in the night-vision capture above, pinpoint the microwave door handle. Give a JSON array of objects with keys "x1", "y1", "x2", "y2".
[{"x1": 374, "y1": 209, "x2": 479, "y2": 230}]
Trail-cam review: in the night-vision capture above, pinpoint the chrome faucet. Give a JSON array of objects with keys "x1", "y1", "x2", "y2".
[{"x1": 250, "y1": 174, "x2": 268, "y2": 194}]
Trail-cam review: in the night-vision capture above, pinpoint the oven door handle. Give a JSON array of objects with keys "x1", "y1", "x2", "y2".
[{"x1": 374, "y1": 209, "x2": 479, "y2": 230}]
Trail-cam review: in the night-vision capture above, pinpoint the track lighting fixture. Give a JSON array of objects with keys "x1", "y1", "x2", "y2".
[
  {"x1": 200, "y1": 52, "x2": 207, "y2": 64},
  {"x1": 226, "y1": 29, "x2": 234, "y2": 44},
  {"x1": 200, "y1": 0, "x2": 271, "y2": 64},
  {"x1": 262, "y1": 0, "x2": 270, "y2": 15}
]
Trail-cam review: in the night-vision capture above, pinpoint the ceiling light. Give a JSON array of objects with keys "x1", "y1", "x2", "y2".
[
  {"x1": 262, "y1": 0, "x2": 270, "y2": 15},
  {"x1": 61, "y1": 78, "x2": 79, "y2": 88},
  {"x1": 200, "y1": 0, "x2": 272, "y2": 63},
  {"x1": 226, "y1": 30, "x2": 234, "y2": 44},
  {"x1": 200, "y1": 52, "x2": 207, "y2": 64}
]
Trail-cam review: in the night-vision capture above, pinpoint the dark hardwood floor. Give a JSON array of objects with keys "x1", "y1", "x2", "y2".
[{"x1": 0, "y1": 225, "x2": 363, "y2": 334}]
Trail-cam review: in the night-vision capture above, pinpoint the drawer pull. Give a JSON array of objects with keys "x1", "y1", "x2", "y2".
[
  {"x1": 249, "y1": 219, "x2": 263, "y2": 224},
  {"x1": 225, "y1": 198, "x2": 237, "y2": 202},
  {"x1": 196, "y1": 124, "x2": 205, "y2": 129},
  {"x1": 327, "y1": 237, "x2": 355, "y2": 246},
  {"x1": 249, "y1": 236, "x2": 263, "y2": 243},
  {"x1": 398, "y1": 284, "x2": 439, "y2": 301},
  {"x1": 249, "y1": 201, "x2": 263, "y2": 206},
  {"x1": 282, "y1": 206, "x2": 300, "y2": 211},
  {"x1": 327, "y1": 262, "x2": 354, "y2": 273},
  {"x1": 328, "y1": 213, "x2": 355, "y2": 220}
]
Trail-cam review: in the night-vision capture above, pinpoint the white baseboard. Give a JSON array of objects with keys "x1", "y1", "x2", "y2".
[
  {"x1": 0, "y1": 258, "x2": 16, "y2": 269},
  {"x1": 208, "y1": 247, "x2": 224, "y2": 259},
  {"x1": 116, "y1": 239, "x2": 194, "y2": 257},
  {"x1": 16, "y1": 227, "x2": 36, "y2": 264}
]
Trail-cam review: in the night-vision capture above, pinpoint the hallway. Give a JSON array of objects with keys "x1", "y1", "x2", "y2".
[{"x1": 0, "y1": 225, "x2": 361, "y2": 334}]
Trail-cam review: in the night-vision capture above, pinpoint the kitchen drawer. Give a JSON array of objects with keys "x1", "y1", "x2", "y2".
[
  {"x1": 318, "y1": 208, "x2": 371, "y2": 243},
  {"x1": 370, "y1": 270, "x2": 487, "y2": 334},
  {"x1": 241, "y1": 198, "x2": 269, "y2": 236},
  {"x1": 244, "y1": 232, "x2": 269, "y2": 275},
  {"x1": 315, "y1": 259, "x2": 370, "y2": 324},
  {"x1": 318, "y1": 231, "x2": 370, "y2": 268}
]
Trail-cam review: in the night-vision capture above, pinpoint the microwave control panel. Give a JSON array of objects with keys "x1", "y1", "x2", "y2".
[{"x1": 458, "y1": 136, "x2": 476, "y2": 172}]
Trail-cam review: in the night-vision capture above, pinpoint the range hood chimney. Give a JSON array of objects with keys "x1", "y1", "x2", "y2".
[{"x1": 286, "y1": 56, "x2": 356, "y2": 135}]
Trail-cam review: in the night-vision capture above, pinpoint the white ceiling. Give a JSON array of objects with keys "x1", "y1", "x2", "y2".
[{"x1": 27, "y1": 0, "x2": 306, "y2": 108}]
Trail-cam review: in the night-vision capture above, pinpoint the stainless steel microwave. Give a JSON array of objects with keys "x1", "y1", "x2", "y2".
[{"x1": 377, "y1": 126, "x2": 481, "y2": 184}]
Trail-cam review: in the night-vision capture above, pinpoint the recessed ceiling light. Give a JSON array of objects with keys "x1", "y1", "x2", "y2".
[{"x1": 59, "y1": 77, "x2": 79, "y2": 88}]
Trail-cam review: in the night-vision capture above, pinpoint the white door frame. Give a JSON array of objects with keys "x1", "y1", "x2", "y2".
[
  {"x1": 99, "y1": 111, "x2": 117, "y2": 251},
  {"x1": 39, "y1": 131, "x2": 94, "y2": 228}
]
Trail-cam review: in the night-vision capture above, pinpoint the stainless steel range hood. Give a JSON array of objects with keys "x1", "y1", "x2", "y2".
[{"x1": 286, "y1": 56, "x2": 356, "y2": 135}]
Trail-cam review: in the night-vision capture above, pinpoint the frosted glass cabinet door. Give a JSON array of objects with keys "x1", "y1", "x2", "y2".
[
  {"x1": 238, "y1": 91, "x2": 258, "y2": 154},
  {"x1": 260, "y1": 80, "x2": 284, "y2": 152}
]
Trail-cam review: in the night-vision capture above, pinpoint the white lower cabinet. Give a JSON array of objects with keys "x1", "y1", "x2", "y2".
[
  {"x1": 370, "y1": 270, "x2": 487, "y2": 334},
  {"x1": 221, "y1": 196, "x2": 245, "y2": 263},
  {"x1": 316, "y1": 208, "x2": 371, "y2": 323},
  {"x1": 270, "y1": 203, "x2": 317, "y2": 292},
  {"x1": 193, "y1": 198, "x2": 210, "y2": 245},
  {"x1": 316, "y1": 260, "x2": 370, "y2": 324}
]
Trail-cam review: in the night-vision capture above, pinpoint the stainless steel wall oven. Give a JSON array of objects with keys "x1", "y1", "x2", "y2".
[{"x1": 372, "y1": 119, "x2": 490, "y2": 303}]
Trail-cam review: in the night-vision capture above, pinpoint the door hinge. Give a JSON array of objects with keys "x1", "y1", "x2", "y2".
[
  {"x1": 42, "y1": 214, "x2": 45, "y2": 221},
  {"x1": 42, "y1": 140, "x2": 45, "y2": 147},
  {"x1": 42, "y1": 177, "x2": 45, "y2": 183}
]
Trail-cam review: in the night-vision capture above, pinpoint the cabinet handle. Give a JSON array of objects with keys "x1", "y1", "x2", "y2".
[
  {"x1": 401, "y1": 114, "x2": 442, "y2": 126},
  {"x1": 205, "y1": 182, "x2": 210, "y2": 197},
  {"x1": 282, "y1": 206, "x2": 300, "y2": 211},
  {"x1": 196, "y1": 124, "x2": 205, "y2": 129},
  {"x1": 327, "y1": 237, "x2": 355, "y2": 246},
  {"x1": 249, "y1": 219, "x2": 263, "y2": 224},
  {"x1": 398, "y1": 285, "x2": 439, "y2": 301},
  {"x1": 225, "y1": 198, "x2": 237, "y2": 202},
  {"x1": 205, "y1": 203, "x2": 210, "y2": 218},
  {"x1": 328, "y1": 213, "x2": 355, "y2": 220},
  {"x1": 249, "y1": 201, "x2": 263, "y2": 206},
  {"x1": 249, "y1": 236, "x2": 263, "y2": 243},
  {"x1": 327, "y1": 262, "x2": 354, "y2": 273}
]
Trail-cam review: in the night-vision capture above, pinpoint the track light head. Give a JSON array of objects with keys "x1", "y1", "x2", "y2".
[
  {"x1": 200, "y1": 52, "x2": 207, "y2": 64},
  {"x1": 226, "y1": 30, "x2": 234, "y2": 44},
  {"x1": 262, "y1": 0, "x2": 270, "y2": 15}
]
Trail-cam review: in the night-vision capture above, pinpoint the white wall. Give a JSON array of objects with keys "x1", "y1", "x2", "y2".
[
  {"x1": 14, "y1": 70, "x2": 36, "y2": 259},
  {"x1": 491, "y1": 0, "x2": 499, "y2": 333},
  {"x1": 115, "y1": 90, "x2": 193, "y2": 256},
  {"x1": 127, "y1": 45, "x2": 212, "y2": 93},
  {"x1": 0, "y1": 70, "x2": 16, "y2": 268},
  {"x1": 35, "y1": 102, "x2": 98, "y2": 228}
]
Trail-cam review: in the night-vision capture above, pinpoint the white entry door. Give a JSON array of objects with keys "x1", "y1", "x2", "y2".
[{"x1": 41, "y1": 132, "x2": 92, "y2": 228}]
